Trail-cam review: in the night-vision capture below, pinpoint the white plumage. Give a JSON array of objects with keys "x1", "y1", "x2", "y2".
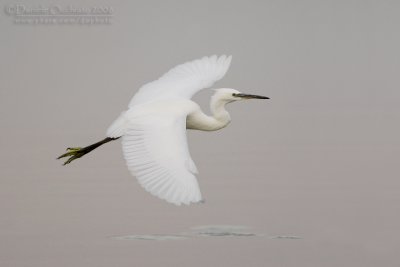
[
  {"x1": 108, "y1": 55, "x2": 232, "y2": 205},
  {"x1": 59, "y1": 55, "x2": 269, "y2": 206},
  {"x1": 128, "y1": 55, "x2": 232, "y2": 106}
]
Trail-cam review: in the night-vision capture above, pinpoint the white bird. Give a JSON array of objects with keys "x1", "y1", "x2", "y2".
[{"x1": 58, "y1": 55, "x2": 269, "y2": 205}]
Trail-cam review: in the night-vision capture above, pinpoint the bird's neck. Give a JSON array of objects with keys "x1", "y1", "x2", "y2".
[
  {"x1": 186, "y1": 96, "x2": 231, "y2": 131},
  {"x1": 210, "y1": 95, "x2": 231, "y2": 129}
]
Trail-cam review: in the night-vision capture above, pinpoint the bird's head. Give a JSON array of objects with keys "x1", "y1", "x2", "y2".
[{"x1": 213, "y1": 88, "x2": 269, "y2": 103}]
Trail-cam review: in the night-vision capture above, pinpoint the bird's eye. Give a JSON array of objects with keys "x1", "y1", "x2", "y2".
[{"x1": 232, "y1": 93, "x2": 237, "y2": 97}]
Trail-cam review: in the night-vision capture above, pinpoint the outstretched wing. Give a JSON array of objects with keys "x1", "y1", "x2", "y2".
[
  {"x1": 129, "y1": 55, "x2": 232, "y2": 107},
  {"x1": 117, "y1": 106, "x2": 203, "y2": 205}
]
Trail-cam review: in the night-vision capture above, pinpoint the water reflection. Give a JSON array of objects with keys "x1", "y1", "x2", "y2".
[
  {"x1": 191, "y1": 225, "x2": 257, "y2": 237},
  {"x1": 113, "y1": 234, "x2": 187, "y2": 241},
  {"x1": 112, "y1": 225, "x2": 302, "y2": 241},
  {"x1": 269, "y1": 235, "x2": 302, "y2": 239}
]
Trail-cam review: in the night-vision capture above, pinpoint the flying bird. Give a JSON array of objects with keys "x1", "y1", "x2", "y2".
[{"x1": 58, "y1": 55, "x2": 269, "y2": 205}]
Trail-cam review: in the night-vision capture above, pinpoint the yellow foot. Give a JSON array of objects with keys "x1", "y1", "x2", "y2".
[{"x1": 57, "y1": 147, "x2": 86, "y2": 165}]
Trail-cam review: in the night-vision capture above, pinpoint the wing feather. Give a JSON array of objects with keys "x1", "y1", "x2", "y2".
[
  {"x1": 128, "y1": 55, "x2": 232, "y2": 107},
  {"x1": 106, "y1": 55, "x2": 231, "y2": 205},
  {"x1": 119, "y1": 108, "x2": 203, "y2": 205}
]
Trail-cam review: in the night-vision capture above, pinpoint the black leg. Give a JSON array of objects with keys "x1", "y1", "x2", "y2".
[{"x1": 57, "y1": 137, "x2": 120, "y2": 165}]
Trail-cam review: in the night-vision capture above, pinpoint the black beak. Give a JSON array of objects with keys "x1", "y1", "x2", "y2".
[{"x1": 233, "y1": 93, "x2": 270, "y2": 99}]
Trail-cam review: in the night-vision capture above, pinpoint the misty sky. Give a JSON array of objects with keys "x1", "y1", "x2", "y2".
[{"x1": 1, "y1": 1, "x2": 399, "y2": 266}]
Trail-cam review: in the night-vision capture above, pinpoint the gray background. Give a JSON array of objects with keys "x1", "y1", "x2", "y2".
[{"x1": 1, "y1": 0, "x2": 399, "y2": 266}]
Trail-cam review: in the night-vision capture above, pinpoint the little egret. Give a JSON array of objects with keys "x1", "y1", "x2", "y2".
[{"x1": 58, "y1": 55, "x2": 269, "y2": 205}]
